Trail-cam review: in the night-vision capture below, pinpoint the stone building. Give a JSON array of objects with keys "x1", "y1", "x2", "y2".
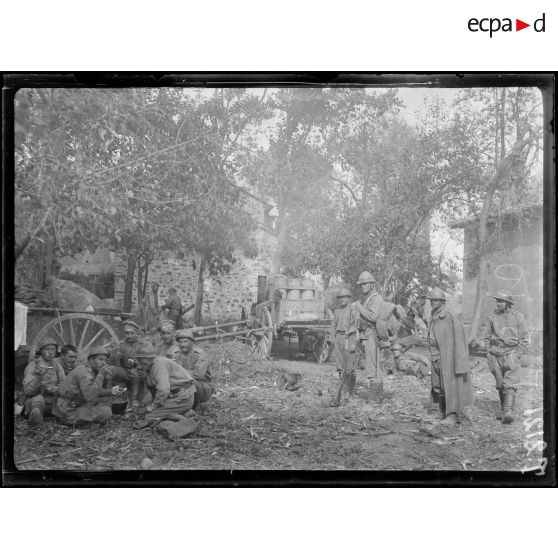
[{"x1": 450, "y1": 204, "x2": 543, "y2": 344}]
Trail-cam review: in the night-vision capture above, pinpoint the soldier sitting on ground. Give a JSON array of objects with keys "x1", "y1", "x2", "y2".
[
  {"x1": 175, "y1": 329, "x2": 214, "y2": 409},
  {"x1": 156, "y1": 319, "x2": 180, "y2": 359},
  {"x1": 390, "y1": 342, "x2": 430, "y2": 378},
  {"x1": 53, "y1": 346, "x2": 126, "y2": 427},
  {"x1": 52, "y1": 344, "x2": 78, "y2": 378},
  {"x1": 22, "y1": 338, "x2": 64, "y2": 427}
]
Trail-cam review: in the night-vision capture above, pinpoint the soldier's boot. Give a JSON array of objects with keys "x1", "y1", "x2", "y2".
[
  {"x1": 130, "y1": 376, "x2": 141, "y2": 408},
  {"x1": 347, "y1": 373, "x2": 356, "y2": 396},
  {"x1": 28, "y1": 403, "x2": 44, "y2": 427},
  {"x1": 441, "y1": 413, "x2": 458, "y2": 426},
  {"x1": 438, "y1": 395, "x2": 446, "y2": 419},
  {"x1": 502, "y1": 392, "x2": 516, "y2": 425},
  {"x1": 369, "y1": 380, "x2": 383, "y2": 402},
  {"x1": 496, "y1": 389, "x2": 504, "y2": 420}
]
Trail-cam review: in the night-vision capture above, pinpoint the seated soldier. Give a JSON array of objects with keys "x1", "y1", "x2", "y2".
[
  {"x1": 175, "y1": 329, "x2": 214, "y2": 408},
  {"x1": 53, "y1": 346, "x2": 125, "y2": 427},
  {"x1": 134, "y1": 343, "x2": 196, "y2": 421},
  {"x1": 105, "y1": 320, "x2": 147, "y2": 408},
  {"x1": 22, "y1": 338, "x2": 64, "y2": 426},
  {"x1": 52, "y1": 344, "x2": 78, "y2": 378},
  {"x1": 156, "y1": 319, "x2": 180, "y2": 358},
  {"x1": 391, "y1": 342, "x2": 430, "y2": 378}
]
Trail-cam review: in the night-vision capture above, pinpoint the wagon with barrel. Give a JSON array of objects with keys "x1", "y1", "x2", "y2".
[{"x1": 186, "y1": 275, "x2": 334, "y2": 363}]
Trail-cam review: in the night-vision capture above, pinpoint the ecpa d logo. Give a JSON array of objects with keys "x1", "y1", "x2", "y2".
[{"x1": 468, "y1": 13, "x2": 545, "y2": 37}]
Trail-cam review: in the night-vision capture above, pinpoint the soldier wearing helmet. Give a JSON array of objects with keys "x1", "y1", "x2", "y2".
[
  {"x1": 175, "y1": 329, "x2": 214, "y2": 408},
  {"x1": 482, "y1": 289, "x2": 529, "y2": 424},
  {"x1": 329, "y1": 287, "x2": 359, "y2": 405},
  {"x1": 426, "y1": 287, "x2": 472, "y2": 426},
  {"x1": 353, "y1": 271, "x2": 385, "y2": 401},
  {"x1": 156, "y1": 319, "x2": 180, "y2": 359},
  {"x1": 53, "y1": 345, "x2": 126, "y2": 426},
  {"x1": 134, "y1": 343, "x2": 196, "y2": 422},
  {"x1": 22, "y1": 337, "x2": 61, "y2": 426},
  {"x1": 390, "y1": 341, "x2": 430, "y2": 379}
]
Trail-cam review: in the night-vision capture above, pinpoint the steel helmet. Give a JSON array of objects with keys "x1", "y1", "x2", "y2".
[
  {"x1": 391, "y1": 342, "x2": 403, "y2": 353},
  {"x1": 492, "y1": 289, "x2": 514, "y2": 305},
  {"x1": 356, "y1": 271, "x2": 375, "y2": 285},
  {"x1": 38, "y1": 337, "x2": 58, "y2": 352},
  {"x1": 337, "y1": 287, "x2": 352, "y2": 298},
  {"x1": 88, "y1": 345, "x2": 110, "y2": 358},
  {"x1": 122, "y1": 320, "x2": 142, "y2": 331},
  {"x1": 135, "y1": 343, "x2": 159, "y2": 358},
  {"x1": 175, "y1": 328, "x2": 195, "y2": 341},
  {"x1": 426, "y1": 287, "x2": 447, "y2": 301}
]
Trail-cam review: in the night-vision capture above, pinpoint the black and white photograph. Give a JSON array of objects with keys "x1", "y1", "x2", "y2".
[{"x1": 3, "y1": 74, "x2": 554, "y2": 479}]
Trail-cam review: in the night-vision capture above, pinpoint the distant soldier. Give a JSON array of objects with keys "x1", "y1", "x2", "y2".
[
  {"x1": 353, "y1": 271, "x2": 385, "y2": 401},
  {"x1": 175, "y1": 329, "x2": 214, "y2": 408},
  {"x1": 52, "y1": 344, "x2": 78, "y2": 378},
  {"x1": 161, "y1": 287, "x2": 183, "y2": 329},
  {"x1": 53, "y1": 346, "x2": 125, "y2": 426},
  {"x1": 390, "y1": 342, "x2": 430, "y2": 378},
  {"x1": 134, "y1": 344, "x2": 196, "y2": 421},
  {"x1": 329, "y1": 287, "x2": 359, "y2": 405},
  {"x1": 156, "y1": 320, "x2": 180, "y2": 359},
  {"x1": 22, "y1": 338, "x2": 63, "y2": 426},
  {"x1": 427, "y1": 287, "x2": 473, "y2": 425},
  {"x1": 482, "y1": 289, "x2": 529, "y2": 424},
  {"x1": 106, "y1": 320, "x2": 147, "y2": 408}
]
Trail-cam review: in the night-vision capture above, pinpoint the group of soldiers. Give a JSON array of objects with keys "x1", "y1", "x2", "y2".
[
  {"x1": 21, "y1": 271, "x2": 529, "y2": 434},
  {"x1": 21, "y1": 318, "x2": 214, "y2": 434},
  {"x1": 329, "y1": 271, "x2": 529, "y2": 426}
]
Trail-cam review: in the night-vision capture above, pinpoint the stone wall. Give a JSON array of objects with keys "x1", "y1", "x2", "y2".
[{"x1": 114, "y1": 226, "x2": 277, "y2": 323}]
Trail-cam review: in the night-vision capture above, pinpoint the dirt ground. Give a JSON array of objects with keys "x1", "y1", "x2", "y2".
[{"x1": 13, "y1": 337, "x2": 545, "y2": 472}]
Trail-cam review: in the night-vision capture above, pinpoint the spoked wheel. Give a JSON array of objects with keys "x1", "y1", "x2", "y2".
[
  {"x1": 29, "y1": 313, "x2": 119, "y2": 364},
  {"x1": 313, "y1": 307, "x2": 334, "y2": 364},
  {"x1": 248, "y1": 306, "x2": 274, "y2": 358}
]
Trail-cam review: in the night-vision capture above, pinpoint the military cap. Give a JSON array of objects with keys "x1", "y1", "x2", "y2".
[
  {"x1": 337, "y1": 287, "x2": 352, "y2": 298},
  {"x1": 158, "y1": 319, "x2": 176, "y2": 333},
  {"x1": 426, "y1": 287, "x2": 447, "y2": 301},
  {"x1": 135, "y1": 344, "x2": 158, "y2": 358},
  {"x1": 391, "y1": 342, "x2": 403, "y2": 353},
  {"x1": 122, "y1": 320, "x2": 142, "y2": 331},
  {"x1": 38, "y1": 337, "x2": 58, "y2": 351},
  {"x1": 492, "y1": 289, "x2": 514, "y2": 305},
  {"x1": 356, "y1": 271, "x2": 375, "y2": 285},
  {"x1": 175, "y1": 328, "x2": 195, "y2": 341},
  {"x1": 88, "y1": 345, "x2": 110, "y2": 358}
]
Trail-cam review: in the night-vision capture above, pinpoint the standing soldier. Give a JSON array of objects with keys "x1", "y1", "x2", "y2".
[
  {"x1": 156, "y1": 320, "x2": 180, "y2": 358},
  {"x1": 53, "y1": 346, "x2": 125, "y2": 427},
  {"x1": 329, "y1": 287, "x2": 359, "y2": 406},
  {"x1": 106, "y1": 320, "x2": 147, "y2": 408},
  {"x1": 353, "y1": 271, "x2": 384, "y2": 401},
  {"x1": 175, "y1": 329, "x2": 214, "y2": 408},
  {"x1": 427, "y1": 287, "x2": 473, "y2": 425},
  {"x1": 22, "y1": 338, "x2": 63, "y2": 426},
  {"x1": 482, "y1": 289, "x2": 529, "y2": 424},
  {"x1": 160, "y1": 287, "x2": 183, "y2": 329}
]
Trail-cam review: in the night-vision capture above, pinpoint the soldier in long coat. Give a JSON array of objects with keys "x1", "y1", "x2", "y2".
[
  {"x1": 427, "y1": 287, "x2": 473, "y2": 425},
  {"x1": 482, "y1": 289, "x2": 529, "y2": 424}
]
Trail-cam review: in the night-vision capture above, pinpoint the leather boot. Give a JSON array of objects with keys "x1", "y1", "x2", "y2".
[
  {"x1": 369, "y1": 380, "x2": 383, "y2": 402},
  {"x1": 438, "y1": 395, "x2": 446, "y2": 418},
  {"x1": 28, "y1": 406, "x2": 44, "y2": 427},
  {"x1": 502, "y1": 392, "x2": 516, "y2": 424},
  {"x1": 496, "y1": 389, "x2": 504, "y2": 420},
  {"x1": 348, "y1": 373, "x2": 356, "y2": 395}
]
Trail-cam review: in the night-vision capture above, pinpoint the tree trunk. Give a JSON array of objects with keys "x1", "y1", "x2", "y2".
[
  {"x1": 194, "y1": 254, "x2": 207, "y2": 325},
  {"x1": 271, "y1": 194, "x2": 287, "y2": 275},
  {"x1": 123, "y1": 252, "x2": 137, "y2": 313}
]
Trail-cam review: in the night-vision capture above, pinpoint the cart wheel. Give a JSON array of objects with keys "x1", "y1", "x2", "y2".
[
  {"x1": 29, "y1": 313, "x2": 119, "y2": 364},
  {"x1": 249, "y1": 306, "x2": 273, "y2": 358}
]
